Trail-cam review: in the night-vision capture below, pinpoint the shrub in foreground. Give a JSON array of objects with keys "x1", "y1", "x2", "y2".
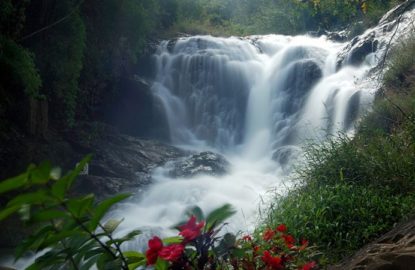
[{"x1": 0, "y1": 158, "x2": 319, "y2": 269}]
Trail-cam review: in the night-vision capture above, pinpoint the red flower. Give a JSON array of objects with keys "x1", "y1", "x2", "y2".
[
  {"x1": 262, "y1": 251, "x2": 283, "y2": 269},
  {"x1": 159, "y1": 244, "x2": 185, "y2": 262},
  {"x1": 282, "y1": 234, "x2": 295, "y2": 248},
  {"x1": 301, "y1": 261, "x2": 317, "y2": 270},
  {"x1": 179, "y1": 215, "x2": 205, "y2": 241},
  {"x1": 263, "y1": 228, "x2": 275, "y2": 241},
  {"x1": 146, "y1": 236, "x2": 163, "y2": 265},
  {"x1": 276, "y1": 224, "x2": 287, "y2": 233}
]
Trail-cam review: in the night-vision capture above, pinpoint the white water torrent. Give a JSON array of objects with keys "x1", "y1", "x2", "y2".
[{"x1": 109, "y1": 34, "x2": 378, "y2": 253}]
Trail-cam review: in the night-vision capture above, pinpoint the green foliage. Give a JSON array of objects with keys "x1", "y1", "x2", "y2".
[
  {"x1": 26, "y1": 0, "x2": 86, "y2": 127},
  {"x1": 0, "y1": 156, "x2": 146, "y2": 270},
  {"x1": 263, "y1": 182, "x2": 414, "y2": 261},
  {"x1": 383, "y1": 33, "x2": 415, "y2": 89}
]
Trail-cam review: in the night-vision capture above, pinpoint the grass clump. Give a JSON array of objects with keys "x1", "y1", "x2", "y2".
[{"x1": 260, "y1": 34, "x2": 415, "y2": 263}]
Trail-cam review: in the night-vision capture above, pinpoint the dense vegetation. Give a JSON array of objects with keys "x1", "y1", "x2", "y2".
[
  {"x1": 0, "y1": 0, "x2": 402, "y2": 133},
  {"x1": 260, "y1": 33, "x2": 415, "y2": 262}
]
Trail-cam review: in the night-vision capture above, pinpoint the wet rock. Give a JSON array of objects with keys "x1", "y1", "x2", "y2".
[
  {"x1": 280, "y1": 60, "x2": 322, "y2": 115},
  {"x1": 67, "y1": 122, "x2": 187, "y2": 199},
  {"x1": 169, "y1": 151, "x2": 231, "y2": 178}
]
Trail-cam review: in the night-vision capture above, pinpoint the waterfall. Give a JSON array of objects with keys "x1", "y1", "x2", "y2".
[
  {"x1": 106, "y1": 33, "x2": 382, "y2": 253},
  {"x1": 152, "y1": 35, "x2": 371, "y2": 158}
]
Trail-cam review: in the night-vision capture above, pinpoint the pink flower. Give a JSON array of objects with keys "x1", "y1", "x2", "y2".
[
  {"x1": 179, "y1": 215, "x2": 205, "y2": 241},
  {"x1": 146, "y1": 236, "x2": 163, "y2": 265},
  {"x1": 159, "y1": 244, "x2": 185, "y2": 262},
  {"x1": 276, "y1": 224, "x2": 287, "y2": 233}
]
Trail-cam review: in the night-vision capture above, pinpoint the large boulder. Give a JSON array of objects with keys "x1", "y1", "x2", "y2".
[
  {"x1": 66, "y1": 122, "x2": 187, "y2": 199},
  {"x1": 169, "y1": 151, "x2": 231, "y2": 178}
]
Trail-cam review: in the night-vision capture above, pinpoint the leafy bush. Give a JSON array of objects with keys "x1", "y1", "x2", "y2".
[{"x1": 0, "y1": 157, "x2": 319, "y2": 269}]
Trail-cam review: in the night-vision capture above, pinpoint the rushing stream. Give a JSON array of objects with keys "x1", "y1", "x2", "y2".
[
  {"x1": 4, "y1": 3, "x2": 415, "y2": 268},
  {"x1": 110, "y1": 34, "x2": 377, "y2": 252}
]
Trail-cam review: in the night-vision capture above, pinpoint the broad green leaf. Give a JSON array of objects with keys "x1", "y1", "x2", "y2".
[
  {"x1": 31, "y1": 209, "x2": 67, "y2": 222},
  {"x1": 125, "y1": 251, "x2": 146, "y2": 269},
  {"x1": 29, "y1": 161, "x2": 52, "y2": 184},
  {"x1": 96, "y1": 252, "x2": 121, "y2": 270},
  {"x1": 81, "y1": 255, "x2": 99, "y2": 270},
  {"x1": 89, "y1": 193, "x2": 131, "y2": 230},
  {"x1": 0, "y1": 172, "x2": 28, "y2": 194},
  {"x1": 163, "y1": 236, "x2": 183, "y2": 245},
  {"x1": 7, "y1": 190, "x2": 51, "y2": 207},
  {"x1": 67, "y1": 194, "x2": 95, "y2": 218},
  {"x1": 103, "y1": 218, "x2": 124, "y2": 234},
  {"x1": 0, "y1": 205, "x2": 20, "y2": 221},
  {"x1": 106, "y1": 229, "x2": 142, "y2": 245},
  {"x1": 41, "y1": 230, "x2": 79, "y2": 248},
  {"x1": 206, "y1": 204, "x2": 236, "y2": 230},
  {"x1": 155, "y1": 258, "x2": 168, "y2": 270}
]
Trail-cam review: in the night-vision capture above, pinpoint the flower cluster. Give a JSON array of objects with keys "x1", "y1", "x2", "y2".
[
  {"x1": 146, "y1": 215, "x2": 205, "y2": 266},
  {"x1": 145, "y1": 216, "x2": 318, "y2": 270},
  {"x1": 235, "y1": 224, "x2": 317, "y2": 270}
]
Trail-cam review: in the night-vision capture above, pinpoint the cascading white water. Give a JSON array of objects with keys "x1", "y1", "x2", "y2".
[{"x1": 107, "y1": 34, "x2": 381, "y2": 253}]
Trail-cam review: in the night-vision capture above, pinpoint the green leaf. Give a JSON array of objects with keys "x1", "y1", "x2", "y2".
[
  {"x1": 107, "y1": 229, "x2": 142, "y2": 245},
  {"x1": 163, "y1": 236, "x2": 183, "y2": 245},
  {"x1": 31, "y1": 209, "x2": 67, "y2": 222},
  {"x1": 125, "y1": 251, "x2": 146, "y2": 269},
  {"x1": 41, "y1": 230, "x2": 80, "y2": 248},
  {"x1": 0, "y1": 172, "x2": 28, "y2": 194},
  {"x1": 206, "y1": 204, "x2": 236, "y2": 230},
  {"x1": 89, "y1": 193, "x2": 131, "y2": 230},
  {"x1": 0, "y1": 205, "x2": 20, "y2": 221},
  {"x1": 67, "y1": 194, "x2": 95, "y2": 218},
  {"x1": 7, "y1": 190, "x2": 51, "y2": 207},
  {"x1": 96, "y1": 252, "x2": 121, "y2": 270},
  {"x1": 29, "y1": 161, "x2": 52, "y2": 184},
  {"x1": 103, "y1": 218, "x2": 124, "y2": 234},
  {"x1": 81, "y1": 255, "x2": 99, "y2": 270},
  {"x1": 155, "y1": 258, "x2": 168, "y2": 270}
]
